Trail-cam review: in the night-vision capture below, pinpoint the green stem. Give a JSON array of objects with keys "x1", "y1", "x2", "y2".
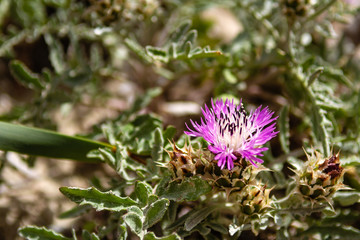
[
  {"x1": 275, "y1": 205, "x2": 326, "y2": 214},
  {"x1": 306, "y1": 0, "x2": 337, "y2": 22}
]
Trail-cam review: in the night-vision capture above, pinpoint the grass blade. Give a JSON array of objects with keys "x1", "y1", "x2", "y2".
[{"x1": 0, "y1": 121, "x2": 112, "y2": 162}]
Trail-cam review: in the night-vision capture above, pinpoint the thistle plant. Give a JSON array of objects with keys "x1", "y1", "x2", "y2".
[
  {"x1": 165, "y1": 98, "x2": 277, "y2": 235},
  {"x1": 0, "y1": 0, "x2": 359, "y2": 240}
]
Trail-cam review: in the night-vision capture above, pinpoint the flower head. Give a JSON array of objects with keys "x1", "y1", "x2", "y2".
[{"x1": 185, "y1": 98, "x2": 278, "y2": 170}]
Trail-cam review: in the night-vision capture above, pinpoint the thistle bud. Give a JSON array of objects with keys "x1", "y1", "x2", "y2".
[
  {"x1": 166, "y1": 141, "x2": 211, "y2": 180},
  {"x1": 293, "y1": 150, "x2": 344, "y2": 204},
  {"x1": 236, "y1": 184, "x2": 272, "y2": 217}
]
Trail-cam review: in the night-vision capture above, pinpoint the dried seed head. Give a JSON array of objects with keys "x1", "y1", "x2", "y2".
[
  {"x1": 318, "y1": 154, "x2": 343, "y2": 180},
  {"x1": 293, "y1": 149, "x2": 344, "y2": 204}
]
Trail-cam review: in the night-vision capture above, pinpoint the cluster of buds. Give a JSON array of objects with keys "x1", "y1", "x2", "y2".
[
  {"x1": 86, "y1": 0, "x2": 160, "y2": 24},
  {"x1": 166, "y1": 141, "x2": 272, "y2": 219},
  {"x1": 281, "y1": 0, "x2": 312, "y2": 22},
  {"x1": 167, "y1": 142, "x2": 260, "y2": 195},
  {"x1": 293, "y1": 150, "x2": 344, "y2": 204}
]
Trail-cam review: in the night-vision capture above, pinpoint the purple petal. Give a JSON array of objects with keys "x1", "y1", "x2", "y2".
[{"x1": 184, "y1": 98, "x2": 278, "y2": 170}]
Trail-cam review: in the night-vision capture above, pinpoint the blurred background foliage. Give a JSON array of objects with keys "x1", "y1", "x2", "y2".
[{"x1": 1, "y1": 0, "x2": 360, "y2": 239}]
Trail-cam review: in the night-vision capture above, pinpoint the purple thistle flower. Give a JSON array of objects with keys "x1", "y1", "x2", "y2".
[{"x1": 185, "y1": 98, "x2": 278, "y2": 170}]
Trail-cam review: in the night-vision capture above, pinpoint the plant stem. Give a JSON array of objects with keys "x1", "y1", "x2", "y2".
[{"x1": 306, "y1": 0, "x2": 337, "y2": 22}]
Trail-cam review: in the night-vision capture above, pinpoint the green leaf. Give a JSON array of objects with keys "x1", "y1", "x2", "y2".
[
  {"x1": 124, "y1": 38, "x2": 152, "y2": 64},
  {"x1": 127, "y1": 88, "x2": 162, "y2": 117},
  {"x1": 184, "y1": 207, "x2": 216, "y2": 231},
  {"x1": 118, "y1": 223, "x2": 128, "y2": 240},
  {"x1": 167, "y1": 201, "x2": 178, "y2": 223},
  {"x1": 205, "y1": 221, "x2": 228, "y2": 234},
  {"x1": 314, "y1": 20, "x2": 336, "y2": 38},
  {"x1": 59, "y1": 204, "x2": 92, "y2": 219},
  {"x1": 0, "y1": 121, "x2": 111, "y2": 162},
  {"x1": 9, "y1": 60, "x2": 44, "y2": 90},
  {"x1": 223, "y1": 69, "x2": 237, "y2": 84},
  {"x1": 333, "y1": 191, "x2": 360, "y2": 207},
  {"x1": 176, "y1": 48, "x2": 223, "y2": 60},
  {"x1": 185, "y1": 41, "x2": 192, "y2": 57},
  {"x1": 71, "y1": 229, "x2": 77, "y2": 240},
  {"x1": 306, "y1": 0, "x2": 337, "y2": 22},
  {"x1": 101, "y1": 123, "x2": 117, "y2": 145},
  {"x1": 152, "y1": 127, "x2": 164, "y2": 162},
  {"x1": 124, "y1": 212, "x2": 143, "y2": 235},
  {"x1": 0, "y1": 0, "x2": 10, "y2": 28},
  {"x1": 279, "y1": 106, "x2": 290, "y2": 154},
  {"x1": 168, "y1": 43, "x2": 177, "y2": 59},
  {"x1": 98, "y1": 148, "x2": 117, "y2": 169},
  {"x1": 44, "y1": 34, "x2": 65, "y2": 74},
  {"x1": 59, "y1": 187, "x2": 137, "y2": 211},
  {"x1": 229, "y1": 223, "x2": 243, "y2": 237},
  {"x1": 341, "y1": 155, "x2": 360, "y2": 167},
  {"x1": 322, "y1": 67, "x2": 352, "y2": 87},
  {"x1": 135, "y1": 181, "x2": 153, "y2": 207},
  {"x1": 179, "y1": 30, "x2": 197, "y2": 51},
  {"x1": 128, "y1": 206, "x2": 144, "y2": 216},
  {"x1": 155, "y1": 173, "x2": 172, "y2": 196},
  {"x1": 322, "y1": 209, "x2": 360, "y2": 225},
  {"x1": 310, "y1": 104, "x2": 330, "y2": 156},
  {"x1": 90, "y1": 42, "x2": 105, "y2": 70},
  {"x1": 18, "y1": 226, "x2": 70, "y2": 240},
  {"x1": 301, "y1": 57, "x2": 315, "y2": 72},
  {"x1": 124, "y1": 114, "x2": 163, "y2": 155},
  {"x1": 163, "y1": 126, "x2": 176, "y2": 145},
  {"x1": 144, "y1": 232, "x2": 181, "y2": 240},
  {"x1": 144, "y1": 19, "x2": 222, "y2": 63},
  {"x1": 148, "y1": 194, "x2": 159, "y2": 205},
  {"x1": 159, "y1": 177, "x2": 212, "y2": 201},
  {"x1": 287, "y1": 156, "x2": 304, "y2": 171},
  {"x1": 13, "y1": 0, "x2": 46, "y2": 27},
  {"x1": 63, "y1": 67, "x2": 92, "y2": 87},
  {"x1": 105, "y1": 142, "x2": 148, "y2": 180},
  {"x1": 169, "y1": 20, "x2": 191, "y2": 42},
  {"x1": 308, "y1": 67, "x2": 323, "y2": 86},
  {"x1": 165, "y1": 210, "x2": 191, "y2": 232},
  {"x1": 176, "y1": 223, "x2": 211, "y2": 237},
  {"x1": 114, "y1": 143, "x2": 143, "y2": 180},
  {"x1": 82, "y1": 230, "x2": 100, "y2": 240},
  {"x1": 43, "y1": 0, "x2": 70, "y2": 7},
  {"x1": 144, "y1": 199, "x2": 169, "y2": 228},
  {"x1": 191, "y1": 223, "x2": 211, "y2": 236},
  {"x1": 300, "y1": 225, "x2": 360, "y2": 239},
  {"x1": 146, "y1": 46, "x2": 168, "y2": 62},
  {"x1": 315, "y1": 93, "x2": 342, "y2": 111}
]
